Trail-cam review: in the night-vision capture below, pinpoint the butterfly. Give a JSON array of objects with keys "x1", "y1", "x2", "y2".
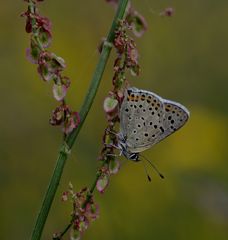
[{"x1": 117, "y1": 87, "x2": 190, "y2": 162}]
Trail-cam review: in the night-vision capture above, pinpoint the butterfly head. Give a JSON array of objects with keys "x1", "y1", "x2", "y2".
[{"x1": 123, "y1": 151, "x2": 140, "y2": 161}]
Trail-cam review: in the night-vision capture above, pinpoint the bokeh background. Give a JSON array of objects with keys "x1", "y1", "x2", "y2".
[{"x1": 1, "y1": 0, "x2": 228, "y2": 239}]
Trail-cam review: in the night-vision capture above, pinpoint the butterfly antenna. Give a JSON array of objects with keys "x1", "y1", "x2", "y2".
[
  {"x1": 141, "y1": 158, "x2": 152, "y2": 182},
  {"x1": 141, "y1": 155, "x2": 165, "y2": 179}
]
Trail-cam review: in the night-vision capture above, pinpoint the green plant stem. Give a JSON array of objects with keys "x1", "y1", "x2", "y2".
[
  {"x1": 82, "y1": 167, "x2": 104, "y2": 209},
  {"x1": 30, "y1": 1, "x2": 129, "y2": 240},
  {"x1": 58, "y1": 221, "x2": 73, "y2": 239}
]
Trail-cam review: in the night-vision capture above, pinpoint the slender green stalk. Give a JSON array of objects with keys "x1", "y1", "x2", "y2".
[
  {"x1": 57, "y1": 221, "x2": 73, "y2": 239},
  {"x1": 31, "y1": 1, "x2": 129, "y2": 239}
]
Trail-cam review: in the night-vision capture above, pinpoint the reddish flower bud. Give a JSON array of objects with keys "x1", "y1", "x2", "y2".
[
  {"x1": 61, "y1": 191, "x2": 69, "y2": 202},
  {"x1": 103, "y1": 96, "x2": 119, "y2": 121},
  {"x1": 37, "y1": 62, "x2": 55, "y2": 81},
  {"x1": 25, "y1": 18, "x2": 33, "y2": 33},
  {"x1": 127, "y1": 11, "x2": 148, "y2": 37},
  {"x1": 37, "y1": 52, "x2": 66, "y2": 81},
  {"x1": 109, "y1": 158, "x2": 120, "y2": 174},
  {"x1": 103, "y1": 96, "x2": 118, "y2": 113},
  {"x1": 160, "y1": 7, "x2": 175, "y2": 17},
  {"x1": 53, "y1": 83, "x2": 67, "y2": 101},
  {"x1": 85, "y1": 202, "x2": 99, "y2": 221},
  {"x1": 114, "y1": 33, "x2": 125, "y2": 53},
  {"x1": 36, "y1": 15, "x2": 52, "y2": 33},
  {"x1": 38, "y1": 28, "x2": 52, "y2": 48},
  {"x1": 51, "y1": 53, "x2": 66, "y2": 70},
  {"x1": 130, "y1": 64, "x2": 140, "y2": 76},
  {"x1": 49, "y1": 104, "x2": 65, "y2": 126},
  {"x1": 96, "y1": 174, "x2": 109, "y2": 193},
  {"x1": 37, "y1": 51, "x2": 54, "y2": 81},
  {"x1": 63, "y1": 112, "x2": 80, "y2": 134},
  {"x1": 127, "y1": 47, "x2": 138, "y2": 64},
  {"x1": 61, "y1": 76, "x2": 71, "y2": 88}
]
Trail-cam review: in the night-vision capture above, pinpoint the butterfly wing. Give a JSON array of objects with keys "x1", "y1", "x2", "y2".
[
  {"x1": 159, "y1": 99, "x2": 189, "y2": 141},
  {"x1": 120, "y1": 87, "x2": 165, "y2": 152},
  {"x1": 120, "y1": 88, "x2": 189, "y2": 153}
]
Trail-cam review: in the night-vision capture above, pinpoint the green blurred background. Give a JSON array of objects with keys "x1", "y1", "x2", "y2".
[{"x1": 0, "y1": 0, "x2": 228, "y2": 239}]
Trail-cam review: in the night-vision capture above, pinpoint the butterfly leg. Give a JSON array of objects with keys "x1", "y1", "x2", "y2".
[
  {"x1": 105, "y1": 128, "x2": 118, "y2": 135},
  {"x1": 106, "y1": 151, "x2": 122, "y2": 158},
  {"x1": 103, "y1": 142, "x2": 120, "y2": 150}
]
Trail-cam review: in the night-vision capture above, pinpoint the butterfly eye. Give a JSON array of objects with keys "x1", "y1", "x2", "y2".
[{"x1": 129, "y1": 153, "x2": 139, "y2": 161}]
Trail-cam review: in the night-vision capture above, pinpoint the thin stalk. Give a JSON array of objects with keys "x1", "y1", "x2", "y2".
[{"x1": 30, "y1": 1, "x2": 129, "y2": 240}]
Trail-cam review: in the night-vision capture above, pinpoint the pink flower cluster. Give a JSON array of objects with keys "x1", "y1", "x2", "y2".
[
  {"x1": 58, "y1": 184, "x2": 99, "y2": 240},
  {"x1": 22, "y1": 1, "x2": 79, "y2": 134},
  {"x1": 50, "y1": 104, "x2": 80, "y2": 134},
  {"x1": 106, "y1": 0, "x2": 148, "y2": 37}
]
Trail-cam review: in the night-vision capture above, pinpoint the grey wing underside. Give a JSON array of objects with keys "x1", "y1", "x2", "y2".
[{"x1": 120, "y1": 87, "x2": 189, "y2": 153}]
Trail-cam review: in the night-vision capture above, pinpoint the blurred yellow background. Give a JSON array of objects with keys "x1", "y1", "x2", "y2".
[{"x1": 0, "y1": 1, "x2": 228, "y2": 239}]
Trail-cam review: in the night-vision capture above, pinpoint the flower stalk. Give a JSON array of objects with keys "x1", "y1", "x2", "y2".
[{"x1": 29, "y1": 1, "x2": 129, "y2": 240}]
